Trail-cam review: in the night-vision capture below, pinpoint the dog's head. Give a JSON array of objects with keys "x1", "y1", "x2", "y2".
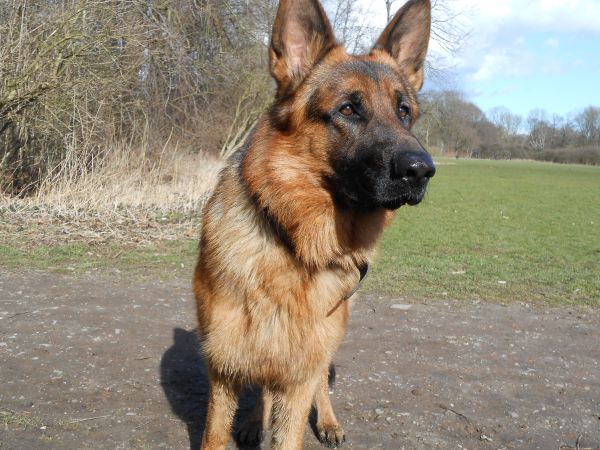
[{"x1": 269, "y1": 0, "x2": 435, "y2": 211}]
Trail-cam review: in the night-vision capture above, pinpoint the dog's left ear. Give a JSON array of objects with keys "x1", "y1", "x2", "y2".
[
  {"x1": 270, "y1": 0, "x2": 337, "y2": 97},
  {"x1": 373, "y1": 0, "x2": 431, "y2": 91}
]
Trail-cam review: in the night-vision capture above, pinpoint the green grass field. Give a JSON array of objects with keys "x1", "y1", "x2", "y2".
[
  {"x1": 1, "y1": 159, "x2": 599, "y2": 306},
  {"x1": 366, "y1": 158, "x2": 600, "y2": 306}
]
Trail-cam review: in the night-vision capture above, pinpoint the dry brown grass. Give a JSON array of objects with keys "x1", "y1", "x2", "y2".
[
  {"x1": 0, "y1": 145, "x2": 223, "y2": 243},
  {"x1": 2, "y1": 148, "x2": 222, "y2": 217}
]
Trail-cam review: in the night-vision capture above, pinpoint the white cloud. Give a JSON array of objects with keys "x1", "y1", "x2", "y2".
[
  {"x1": 347, "y1": 0, "x2": 599, "y2": 87},
  {"x1": 429, "y1": 0, "x2": 600, "y2": 85},
  {"x1": 470, "y1": 51, "x2": 534, "y2": 82}
]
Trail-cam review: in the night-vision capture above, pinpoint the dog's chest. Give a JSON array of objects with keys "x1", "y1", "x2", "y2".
[{"x1": 204, "y1": 265, "x2": 355, "y2": 383}]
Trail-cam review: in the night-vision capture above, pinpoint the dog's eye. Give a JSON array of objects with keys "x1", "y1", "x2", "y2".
[
  {"x1": 398, "y1": 104, "x2": 410, "y2": 120},
  {"x1": 340, "y1": 105, "x2": 355, "y2": 117}
]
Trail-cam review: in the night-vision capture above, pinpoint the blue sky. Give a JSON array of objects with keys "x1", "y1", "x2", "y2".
[
  {"x1": 355, "y1": 0, "x2": 600, "y2": 120},
  {"x1": 456, "y1": 30, "x2": 600, "y2": 119}
]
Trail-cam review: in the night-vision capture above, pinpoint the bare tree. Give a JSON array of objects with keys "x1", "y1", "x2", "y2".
[
  {"x1": 527, "y1": 109, "x2": 551, "y2": 151},
  {"x1": 488, "y1": 107, "x2": 523, "y2": 137},
  {"x1": 575, "y1": 106, "x2": 600, "y2": 145},
  {"x1": 384, "y1": 0, "x2": 394, "y2": 22},
  {"x1": 324, "y1": 0, "x2": 470, "y2": 72},
  {"x1": 324, "y1": 0, "x2": 373, "y2": 53},
  {"x1": 0, "y1": 0, "x2": 278, "y2": 193}
]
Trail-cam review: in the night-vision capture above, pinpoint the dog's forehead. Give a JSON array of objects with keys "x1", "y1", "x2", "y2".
[
  {"x1": 331, "y1": 59, "x2": 399, "y2": 83},
  {"x1": 306, "y1": 52, "x2": 411, "y2": 101}
]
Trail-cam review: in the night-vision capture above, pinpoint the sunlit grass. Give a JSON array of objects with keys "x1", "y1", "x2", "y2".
[{"x1": 366, "y1": 158, "x2": 600, "y2": 306}]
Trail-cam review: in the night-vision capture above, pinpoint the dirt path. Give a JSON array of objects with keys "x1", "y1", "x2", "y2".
[{"x1": 0, "y1": 270, "x2": 598, "y2": 450}]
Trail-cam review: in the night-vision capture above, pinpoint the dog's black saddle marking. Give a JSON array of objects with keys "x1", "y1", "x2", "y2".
[
  {"x1": 262, "y1": 205, "x2": 369, "y2": 301},
  {"x1": 265, "y1": 209, "x2": 296, "y2": 253}
]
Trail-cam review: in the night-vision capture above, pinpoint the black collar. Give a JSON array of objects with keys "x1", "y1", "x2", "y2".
[
  {"x1": 345, "y1": 262, "x2": 369, "y2": 300},
  {"x1": 325, "y1": 261, "x2": 369, "y2": 317}
]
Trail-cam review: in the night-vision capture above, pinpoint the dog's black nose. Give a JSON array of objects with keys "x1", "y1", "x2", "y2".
[{"x1": 390, "y1": 151, "x2": 436, "y2": 186}]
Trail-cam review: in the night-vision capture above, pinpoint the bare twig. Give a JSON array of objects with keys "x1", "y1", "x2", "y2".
[
  {"x1": 7, "y1": 310, "x2": 35, "y2": 319},
  {"x1": 437, "y1": 403, "x2": 481, "y2": 435},
  {"x1": 68, "y1": 415, "x2": 111, "y2": 424},
  {"x1": 7, "y1": 307, "x2": 59, "y2": 320}
]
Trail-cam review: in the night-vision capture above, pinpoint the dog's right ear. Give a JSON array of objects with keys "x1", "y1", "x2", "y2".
[{"x1": 270, "y1": 0, "x2": 337, "y2": 97}]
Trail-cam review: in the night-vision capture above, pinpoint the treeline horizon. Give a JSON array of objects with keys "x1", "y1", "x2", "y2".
[{"x1": 414, "y1": 90, "x2": 600, "y2": 165}]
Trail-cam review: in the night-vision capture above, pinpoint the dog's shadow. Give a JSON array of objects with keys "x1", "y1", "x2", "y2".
[
  {"x1": 160, "y1": 328, "x2": 263, "y2": 450},
  {"x1": 160, "y1": 328, "x2": 209, "y2": 449}
]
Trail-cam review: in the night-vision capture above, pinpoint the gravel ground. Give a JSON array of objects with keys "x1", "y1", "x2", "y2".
[{"x1": 0, "y1": 269, "x2": 598, "y2": 450}]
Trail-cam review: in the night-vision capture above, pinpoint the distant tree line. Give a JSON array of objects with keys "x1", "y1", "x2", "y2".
[{"x1": 414, "y1": 91, "x2": 600, "y2": 165}]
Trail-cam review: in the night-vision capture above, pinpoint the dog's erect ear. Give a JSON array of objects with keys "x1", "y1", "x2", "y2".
[
  {"x1": 373, "y1": 0, "x2": 431, "y2": 91},
  {"x1": 270, "y1": 0, "x2": 337, "y2": 96}
]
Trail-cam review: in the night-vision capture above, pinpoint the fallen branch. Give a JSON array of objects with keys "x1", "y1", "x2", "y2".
[
  {"x1": 437, "y1": 403, "x2": 481, "y2": 436},
  {"x1": 8, "y1": 306, "x2": 60, "y2": 320},
  {"x1": 7, "y1": 310, "x2": 35, "y2": 320},
  {"x1": 68, "y1": 415, "x2": 110, "y2": 424}
]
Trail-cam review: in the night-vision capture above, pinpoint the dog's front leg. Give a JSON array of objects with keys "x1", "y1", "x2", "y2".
[
  {"x1": 271, "y1": 375, "x2": 321, "y2": 450},
  {"x1": 315, "y1": 368, "x2": 345, "y2": 448},
  {"x1": 200, "y1": 376, "x2": 239, "y2": 450}
]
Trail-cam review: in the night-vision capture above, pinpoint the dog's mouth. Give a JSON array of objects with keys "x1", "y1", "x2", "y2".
[
  {"x1": 374, "y1": 174, "x2": 430, "y2": 210},
  {"x1": 381, "y1": 197, "x2": 408, "y2": 209},
  {"x1": 380, "y1": 189, "x2": 426, "y2": 210},
  {"x1": 331, "y1": 180, "x2": 428, "y2": 211}
]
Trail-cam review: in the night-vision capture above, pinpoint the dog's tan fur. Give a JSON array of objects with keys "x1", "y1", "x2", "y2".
[{"x1": 193, "y1": 0, "x2": 431, "y2": 448}]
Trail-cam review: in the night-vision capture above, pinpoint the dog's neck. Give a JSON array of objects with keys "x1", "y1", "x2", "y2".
[{"x1": 241, "y1": 118, "x2": 394, "y2": 271}]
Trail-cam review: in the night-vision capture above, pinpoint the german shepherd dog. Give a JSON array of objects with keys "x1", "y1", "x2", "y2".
[{"x1": 193, "y1": 0, "x2": 434, "y2": 448}]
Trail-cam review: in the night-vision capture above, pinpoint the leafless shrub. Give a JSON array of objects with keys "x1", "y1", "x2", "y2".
[
  {"x1": 0, "y1": 0, "x2": 275, "y2": 197},
  {"x1": 537, "y1": 146, "x2": 600, "y2": 166}
]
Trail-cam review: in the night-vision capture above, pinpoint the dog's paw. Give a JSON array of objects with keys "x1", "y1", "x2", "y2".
[
  {"x1": 317, "y1": 423, "x2": 346, "y2": 448},
  {"x1": 235, "y1": 420, "x2": 265, "y2": 449}
]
